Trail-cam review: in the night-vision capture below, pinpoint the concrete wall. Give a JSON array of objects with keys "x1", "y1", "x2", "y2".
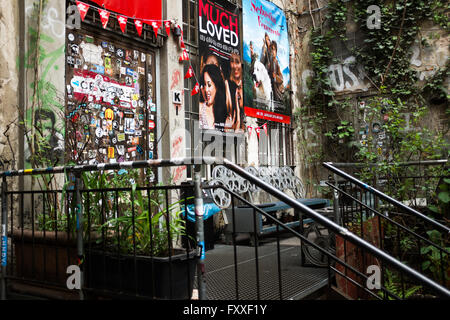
[
  {"x1": 22, "y1": 0, "x2": 66, "y2": 169},
  {"x1": 1, "y1": 0, "x2": 447, "y2": 199},
  {"x1": 160, "y1": 1, "x2": 187, "y2": 185},
  {"x1": 294, "y1": 1, "x2": 449, "y2": 196},
  {"x1": 0, "y1": 1, "x2": 20, "y2": 171}
]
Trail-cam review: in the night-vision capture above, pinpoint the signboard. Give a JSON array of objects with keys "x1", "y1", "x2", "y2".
[
  {"x1": 198, "y1": 0, "x2": 245, "y2": 133},
  {"x1": 242, "y1": 0, "x2": 291, "y2": 124}
]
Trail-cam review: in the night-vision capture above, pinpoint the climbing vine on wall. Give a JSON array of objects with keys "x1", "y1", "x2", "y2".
[
  {"x1": 352, "y1": 0, "x2": 449, "y2": 97},
  {"x1": 294, "y1": 0, "x2": 355, "y2": 192},
  {"x1": 296, "y1": 0, "x2": 449, "y2": 196},
  {"x1": 18, "y1": 0, "x2": 66, "y2": 200},
  {"x1": 20, "y1": 0, "x2": 65, "y2": 170}
]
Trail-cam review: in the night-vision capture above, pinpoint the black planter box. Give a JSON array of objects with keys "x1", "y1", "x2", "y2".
[{"x1": 85, "y1": 249, "x2": 197, "y2": 299}]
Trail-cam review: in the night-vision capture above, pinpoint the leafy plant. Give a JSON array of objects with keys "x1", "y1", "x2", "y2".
[
  {"x1": 296, "y1": 0, "x2": 449, "y2": 192},
  {"x1": 325, "y1": 120, "x2": 355, "y2": 143},
  {"x1": 429, "y1": 176, "x2": 450, "y2": 215},
  {"x1": 378, "y1": 269, "x2": 422, "y2": 299},
  {"x1": 79, "y1": 168, "x2": 193, "y2": 256},
  {"x1": 99, "y1": 195, "x2": 193, "y2": 257},
  {"x1": 420, "y1": 230, "x2": 450, "y2": 283}
]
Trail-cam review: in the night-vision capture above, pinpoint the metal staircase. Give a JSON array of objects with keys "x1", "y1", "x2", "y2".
[
  {"x1": 208, "y1": 159, "x2": 450, "y2": 299},
  {"x1": 320, "y1": 161, "x2": 450, "y2": 299}
]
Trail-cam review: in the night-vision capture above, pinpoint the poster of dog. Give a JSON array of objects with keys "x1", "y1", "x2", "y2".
[{"x1": 242, "y1": 0, "x2": 291, "y2": 124}]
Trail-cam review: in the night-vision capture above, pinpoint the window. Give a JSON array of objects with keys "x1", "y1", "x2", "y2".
[
  {"x1": 182, "y1": 0, "x2": 201, "y2": 179},
  {"x1": 258, "y1": 121, "x2": 294, "y2": 167}
]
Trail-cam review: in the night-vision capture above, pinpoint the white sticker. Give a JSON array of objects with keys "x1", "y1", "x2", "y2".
[
  {"x1": 80, "y1": 42, "x2": 103, "y2": 66},
  {"x1": 95, "y1": 127, "x2": 103, "y2": 138}
]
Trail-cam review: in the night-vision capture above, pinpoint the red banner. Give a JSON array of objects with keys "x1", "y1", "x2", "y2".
[
  {"x1": 76, "y1": 1, "x2": 89, "y2": 21},
  {"x1": 191, "y1": 83, "x2": 200, "y2": 96},
  {"x1": 179, "y1": 50, "x2": 189, "y2": 62},
  {"x1": 134, "y1": 20, "x2": 143, "y2": 36},
  {"x1": 98, "y1": 9, "x2": 110, "y2": 29},
  {"x1": 244, "y1": 107, "x2": 291, "y2": 124},
  {"x1": 117, "y1": 15, "x2": 128, "y2": 33},
  {"x1": 90, "y1": 0, "x2": 162, "y2": 21},
  {"x1": 184, "y1": 66, "x2": 195, "y2": 79},
  {"x1": 151, "y1": 21, "x2": 161, "y2": 38},
  {"x1": 164, "y1": 20, "x2": 171, "y2": 37},
  {"x1": 255, "y1": 127, "x2": 261, "y2": 139}
]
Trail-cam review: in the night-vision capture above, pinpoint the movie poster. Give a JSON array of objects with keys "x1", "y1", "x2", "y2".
[
  {"x1": 243, "y1": 0, "x2": 291, "y2": 124},
  {"x1": 198, "y1": 0, "x2": 245, "y2": 133}
]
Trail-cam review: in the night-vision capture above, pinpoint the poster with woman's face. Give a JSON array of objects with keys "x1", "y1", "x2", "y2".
[{"x1": 198, "y1": 0, "x2": 245, "y2": 133}]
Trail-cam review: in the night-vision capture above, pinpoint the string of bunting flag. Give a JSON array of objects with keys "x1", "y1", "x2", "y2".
[
  {"x1": 75, "y1": 1, "x2": 174, "y2": 38},
  {"x1": 247, "y1": 123, "x2": 268, "y2": 139},
  {"x1": 178, "y1": 30, "x2": 200, "y2": 97}
]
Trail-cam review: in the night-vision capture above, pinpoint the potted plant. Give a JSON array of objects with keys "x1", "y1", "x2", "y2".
[{"x1": 9, "y1": 173, "x2": 80, "y2": 289}]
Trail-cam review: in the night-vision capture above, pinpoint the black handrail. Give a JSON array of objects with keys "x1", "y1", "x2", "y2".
[
  {"x1": 329, "y1": 159, "x2": 448, "y2": 168},
  {"x1": 204, "y1": 184, "x2": 398, "y2": 300},
  {"x1": 221, "y1": 159, "x2": 450, "y2": 298},
  {"x1": 325, "y1": 181, "x2": 450, "y2": 254},
  {"x1": 323, "y1": 162, "x2": 450, "y2": 234}
]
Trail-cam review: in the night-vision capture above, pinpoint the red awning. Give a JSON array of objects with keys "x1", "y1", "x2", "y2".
[{"x1": 90, "y1": 0, "x2": 162, "y2": 21}]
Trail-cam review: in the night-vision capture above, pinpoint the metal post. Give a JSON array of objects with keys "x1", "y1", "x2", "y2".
[
  {"x1": 332, "y1": 174, "x2": 341, "y2": 226},
  {"x1": 193, "y1": 165, "x2": 207, "y2": 300},
  {"x1": 74, "y1": 173, "x2": 84, "y2": 300},
  {"x1": 1, "y1": 177, "x2": 7, "y2": 300}
]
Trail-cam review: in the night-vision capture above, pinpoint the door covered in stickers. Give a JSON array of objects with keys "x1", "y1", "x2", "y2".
[{"x1": 65, "y1": 31, "x2": 158, "y2": 181}]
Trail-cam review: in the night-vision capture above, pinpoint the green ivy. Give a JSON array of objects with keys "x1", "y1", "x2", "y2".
[{"x1": 296, "y1": 0, "x2": 449, "y2": 177}]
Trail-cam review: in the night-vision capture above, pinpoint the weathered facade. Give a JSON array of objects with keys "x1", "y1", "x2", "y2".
[{"x1": 0, "y1": 0, "x2": 448, "y2": 197}]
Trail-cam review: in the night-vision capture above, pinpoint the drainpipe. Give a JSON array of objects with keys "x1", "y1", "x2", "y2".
[
  {"x1": 74, "y1": 173, "x2": 84, "y2": 300},
  {"x1": 332, "y1": 174, "x2": 341, "y2": 226},
  {"x1": 193, "y1": 165, "x2": 207, "y2": 300},
  {"x1": 18, "y1": 0, "x2": 25, "y2": 227},
  {"x1": 1, "y1": 177, "x2": 8, "y2": 300}
]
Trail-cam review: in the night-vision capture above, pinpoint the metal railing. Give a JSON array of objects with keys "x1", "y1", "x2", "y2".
[
  {"x1": 0, "y1": 159, "x2": 205, "y2": 300},
  {"x1": 1, "y1": 157, "x2": 449, "y2": 300},
  {"x1": 323, "y1": 161, "x2": 450, "y2": 298},
  {"x1": 217, "y1": 160, "x2": 449, "y2": 299},
  {"x1": 328, "y1": 160, "x2": 449, "y2": 211}
]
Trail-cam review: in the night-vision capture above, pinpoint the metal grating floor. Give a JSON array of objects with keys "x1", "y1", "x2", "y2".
[{"x1": 199, "y1": 241, "x2": 329, "y2": 300}]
